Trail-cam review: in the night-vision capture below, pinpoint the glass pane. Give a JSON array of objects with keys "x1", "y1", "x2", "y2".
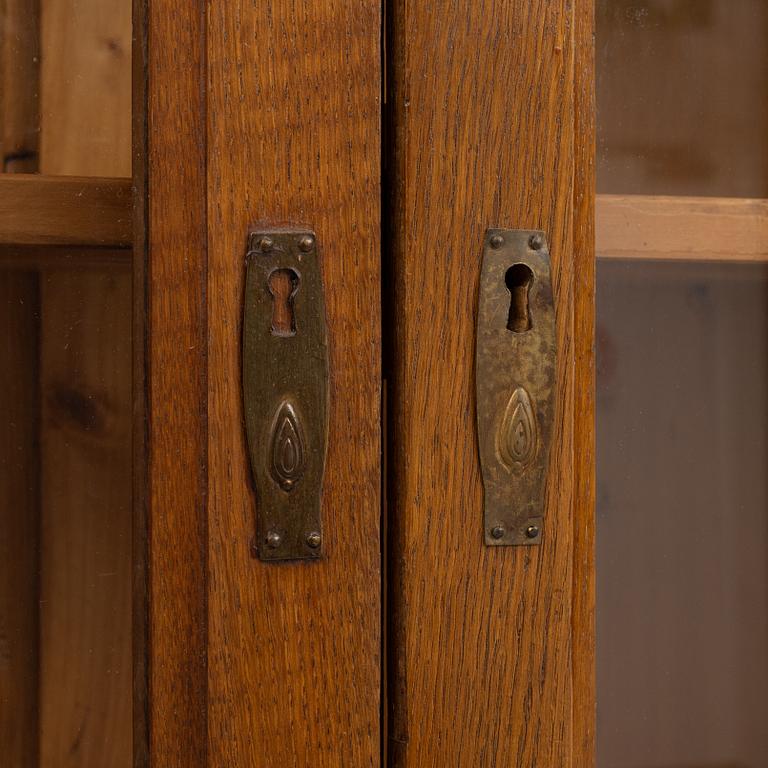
[
  {"x1": 598, "y1": 0, "x2": 768, "y2": 198},
  {"x1": 0, "y1": 252, "x2": 133, "y2": 767},
  {"x1": 0, "y1": 0, "x2": 133, "y2": 763},
  {"x1": 597, "y1": 2, "x2": 768, "y2": 766},
  {"x1": 1, "y1": 0, "x2": 131, "y2": 176}
]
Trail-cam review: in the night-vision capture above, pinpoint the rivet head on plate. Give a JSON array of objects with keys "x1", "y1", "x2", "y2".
[
  {"x1": 489, "y1": 234, "x2": 504, "y2": 249},
  {"x1": 266, "y1": 530, "x2": 282, "y2": 548},
  {"x1": 298, "y1": 235, "x2": 315, "y2": 252},
  {"x1": 258, "y1": 236, "x2": 274, "y2": 253},
  {"x1": 306, "y1": 531, "x2": 322, "y2": 549},
  {"x1": 490, "y1": 525, "x2": 505, "y2": 540},
  {"x1": 528, "y1": 233, "x2": 544, "y2": 251},
  {"x1": 525, "y1": 524, "x2": 540, "y2": 539}
]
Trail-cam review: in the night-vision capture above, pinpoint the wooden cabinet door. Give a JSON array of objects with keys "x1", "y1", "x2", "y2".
[
  {"x1": 16, "y1": 0, "x2": 766, "y2": 763},
  {"x1": 0, "y1": 0, "x2": 595, "y2": 766},
  {"x1": 384, "y1": 1, "x2": 595, "y2": 765},
  {"x1": 140, "y1": 0, "x2": 383, "y2": 766},
  {"x1": 141, "y1": 0, "x2": 595, "y2": 765}
]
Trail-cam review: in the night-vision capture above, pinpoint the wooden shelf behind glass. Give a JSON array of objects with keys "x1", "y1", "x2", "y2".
[
  {"x1": 0, "y1": 174, "x2": 132, "y2": 249},
  {"x1": 597, "y1": 194, "x2": 768, "y2": 262}
]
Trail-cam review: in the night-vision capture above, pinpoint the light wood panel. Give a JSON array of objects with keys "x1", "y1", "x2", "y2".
[
  {"x1": 144, "y1": 0, "x2": 208, "y2": 765},
  {"x1": 0, "y1": 175, "x2": 132, "y2": 247},
  {"x1": 206, "y1": 0, "x2": 382, "y2": 765},
  {"x1": 0, "y1": 0, "x2": 40, "y2": 172},
  {"x1": 597, "y1": 194, "x2": 768, "y2": 262},
  {"x1": 40, "y1": 0, "x2": 131, "y2": 176},
  {"x1": 0, "y1": 271, "x2": 40, "y2": 768},
  {"x1": 387, "y1": 0, "x2": 584, "y2": 764},
  {"x1": 38, "y1": 266, "x2": 132, "y2": 768}
]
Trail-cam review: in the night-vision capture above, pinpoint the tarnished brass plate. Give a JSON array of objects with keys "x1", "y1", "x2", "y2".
[
  {"x1": 243, "y1": 229, "x2": 328, "y2": 561},
  {"x1": 476, "y1": 229, "x2": 557, "y2": 546}
]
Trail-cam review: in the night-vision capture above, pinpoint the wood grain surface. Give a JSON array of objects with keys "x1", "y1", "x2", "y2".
[
  {"x1": 0, "y1": 175, "x2": 132, "y2": 247},
  {"x1": 206, "y1": 0, "x2": 382, "y2": 765},
  {"x1": 597, "y1": 194, "x2": 768, "y2": 262},
  {"x1": 0, "y1": 0, "x2": 39, "y2": 172},
  {"x1": 38, "y1": 266, "x2": 133, "y2": 768},
  {"x1": 143, "y1": 0, "x2": 208, "y2": 765},
  {"x1": 34, "y1": 1, "x2": 134, "y2": 761},
  {"x1": 0, "y1": 245, "x2": 130, "y2": 271},
  {"x1": 0, "y1": 270, "x2": 39, "y2": 768},
  {"x1": 386, "y1": 0, "x2": 591, "y2": 764},
  {"x1": 40, "y1": 0, "x2": 131, "y2": 176}
]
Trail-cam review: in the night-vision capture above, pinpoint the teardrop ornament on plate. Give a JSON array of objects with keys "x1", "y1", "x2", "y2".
[
  {"x1": 269, "y1": 400, "x2": 306, "y2": 492},
  {"x1": 497, "y1": 386, "x2": 537, "y2": 471}
]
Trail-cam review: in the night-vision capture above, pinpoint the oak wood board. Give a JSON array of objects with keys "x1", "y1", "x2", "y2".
[
  {"x1": 143, "y1": 0, "x2": 209, "y2": 765},
  {"x1": 206, "y1": 0, "x2": 382, "y2": 764},
  {"x1": 386, "y1": 0, "x2": 589, "y2": 764}
]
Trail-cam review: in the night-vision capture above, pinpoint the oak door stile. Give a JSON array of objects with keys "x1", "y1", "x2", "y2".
[
  {"x1": 386, "y1": 0, "x2": 593, "y2": 764},
  {"x1": 206, "y1": 1, "x2": 382, "y2": 766},
  {"x1": 140, "y1": 0, "x2": 209, "y2": 765}
]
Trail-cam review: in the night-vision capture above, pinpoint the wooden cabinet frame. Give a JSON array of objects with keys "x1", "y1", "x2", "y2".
[
  {"x1": 133, "y1": 0, "x2": 208, "y2": 764},
  {"x1": 134, "y1": 0, "x2": 595, "y2": 766},
  {"x1": 384, "y1": 1, "x2": 595, "y2": 764},
  {"x1": 8, "y1": 0, "x2": 765, "y2": 763}
]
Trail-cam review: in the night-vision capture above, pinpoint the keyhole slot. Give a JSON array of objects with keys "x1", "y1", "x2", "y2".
[
  {"x1": 505, "y1": 263, "x2": 534, "y2": 333},
  {"x1": 268, "y1": 268, "x2": 300, "y2": 336}
]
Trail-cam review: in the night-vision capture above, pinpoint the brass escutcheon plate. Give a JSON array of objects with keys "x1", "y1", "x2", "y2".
[
  {"x1": 243, "y1": 228, "x2": 329, "y2": 561},
  {"x1": 476, "y1": 229, "x2": 557, "y2": 546}
]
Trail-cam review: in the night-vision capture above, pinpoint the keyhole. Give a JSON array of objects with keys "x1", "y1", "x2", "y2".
[
  {"x1": 505, "y1": 263, "x2": 533, "y2": 333},
  {"x1": 268, "y1": 268, "x2": 300, "y2": 336}
]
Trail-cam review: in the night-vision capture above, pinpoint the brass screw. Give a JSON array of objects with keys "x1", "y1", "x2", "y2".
[
  {"x1": 525, "y1": 524, "x2": 540, "y2": 539},
  {"x1": 306, "y1": 531, "x2": 322, "y2": 549},
  {"x1": 490, "y1": 525, "x2": 505, "y2": 540},
  {"x1": 528, "y1": 233, "x2": 544, "y2": 251},
  {"x1": 266, "y1": 530, "x2": 282, "y2": 548},
  {"x1": 298, "y1": 235, "x2": 315, "y2": 252},
  {"x1": 489, "y1": 234, "x2": 504, "y2": 249},
  {"x1": 258, "y1": 236, "x2": 274, "y2": 253}
]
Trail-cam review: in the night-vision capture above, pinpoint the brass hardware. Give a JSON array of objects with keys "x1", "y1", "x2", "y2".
[
  {"x1": 525, "y1": 524, "x2": 540, "y2": 539},
  {"x1": 476, "y1": 229, "x2": 557, "y2": 547},
  {"x1": 243, "y1": 228, "x2": 329, "y2": 561},
  {"x1": 269, "y1": 400, "x2": 306, "y2": 492}
]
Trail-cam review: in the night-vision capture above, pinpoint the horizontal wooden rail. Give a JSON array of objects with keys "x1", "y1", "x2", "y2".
[
  {"x1": 0, "y1": 245, "x2": 131, "y2": 270},
  {"x1": 0, "y1": 174, "x2": 132, "y2": 247},
  {"x1": 597, "y1": 194, "x2": 768, "y2": 262},
  {"x1": 2, "y1": 184, "x2": 764, "y2": 262}
]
